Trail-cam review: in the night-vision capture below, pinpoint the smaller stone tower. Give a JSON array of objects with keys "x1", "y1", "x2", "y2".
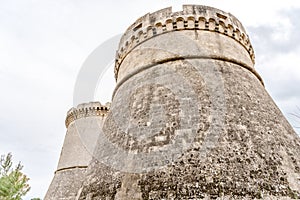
[{"x1": 45, "y1": 102, "x2": 110, "y2": 200}]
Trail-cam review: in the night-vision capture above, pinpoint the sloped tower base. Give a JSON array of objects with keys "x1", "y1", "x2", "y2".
[
  {"x1": 78, "y1": 62, "x2": 300, "y2": 199},
  {"x1": 76, "y1": 5, "x2": 300, "y2": 199}
]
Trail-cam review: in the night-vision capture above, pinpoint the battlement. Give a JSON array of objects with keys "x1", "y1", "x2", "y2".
[
  {"x1": 115, "y1": 5, "x2": 255, "y2": 80},
  {"x1": 65, "y1": 102, "x2": 110, "y2": 128}
]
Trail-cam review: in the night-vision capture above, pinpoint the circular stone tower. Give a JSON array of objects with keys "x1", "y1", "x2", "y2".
[
  {"x1": 45, "y1": 102, "x2": 110, "y2": 200},
  {"x1": 78, "y1": 5, "x2": 300, "y2": 199}
]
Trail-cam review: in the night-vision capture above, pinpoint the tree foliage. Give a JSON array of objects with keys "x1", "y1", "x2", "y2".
[{"x1": 0, "y1": 153, "x2": 30, "y2": 200}]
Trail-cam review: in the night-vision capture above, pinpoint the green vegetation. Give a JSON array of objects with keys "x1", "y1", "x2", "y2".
[{"x1": 0, "y1": 153, "x2": 30, "y2": 200}]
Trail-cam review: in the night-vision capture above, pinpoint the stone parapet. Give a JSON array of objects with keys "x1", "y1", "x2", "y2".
[
  {"x1": 115, "y1": 5, "x2": 255, "y2": 80},
  {"x1": 65, "y1": 102, "x2": 110, "y2": 128}
]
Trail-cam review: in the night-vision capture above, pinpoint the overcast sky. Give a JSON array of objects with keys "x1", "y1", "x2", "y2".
[{"x1": 1, "y1": 1, "x2": 300, "y2": 199}]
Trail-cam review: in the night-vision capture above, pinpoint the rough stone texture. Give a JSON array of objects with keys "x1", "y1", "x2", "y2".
[
  {"x1": 45, "y1": 102, "x2": 109, "y2": 200},
  {"x1": 76, "y1": 160, "x2": 123, "y2": 200},
  {"x1": 47, "y1": 4, "x2": 300, "y2": 200},
  {"x1": 45, "y1": 168, "x2": 86, "y2": 200},
  {"x1": 77, "y1": 5, "x2": 300, "y2": 199},
  {"x1": 78, "y1": 59, "x2": 300, "y2": 199}
]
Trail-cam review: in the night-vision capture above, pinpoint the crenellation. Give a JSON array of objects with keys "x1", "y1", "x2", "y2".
[
  {"x1": 65, "y1": 101, "x2": 110, "y2": 128},
  {"x1": 114, "y1": 5, "x2": 255, "y2": 80}
]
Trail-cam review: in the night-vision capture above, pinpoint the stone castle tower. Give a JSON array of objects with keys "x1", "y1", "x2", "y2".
[
  {"x1": 45, "y1": 102, "x2": 110, "y2": 199},
  {"x1": 46, "y1": 5, "x2": 300, "y2": 199}
]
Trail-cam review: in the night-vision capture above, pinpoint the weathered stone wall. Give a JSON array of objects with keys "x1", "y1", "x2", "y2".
[
  {"x1": 45, "y1": 168, "x2": 86, "y2": 200},
  {"x1": 77, "y1": 5, "x2": 300, "y2": 199}
]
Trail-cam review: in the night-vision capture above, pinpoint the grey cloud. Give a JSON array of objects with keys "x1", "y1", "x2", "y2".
[
  {"x1": 248, "y1": 8, "x2": 300, "y2": 57},
  {"x1": 245, "y1": 8, "x2": 300, "y2": 136}
]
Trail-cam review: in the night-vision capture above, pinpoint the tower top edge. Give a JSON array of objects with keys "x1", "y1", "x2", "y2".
[
  {"x1": 65, "y1": 101, "x2": 110, "y2": 128},
  {"x1": 147, "y1": 5, "x2": 239, "y2": 26},
  {"x1": 66, "y1": 101, "x2": 111, "y2": 115},
  {"x1": 114, "y1": 5, "x2": 255, "y2": 80},
  {"x1": 120, "y1": 5, "x2": 247, "y2": 46}
]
